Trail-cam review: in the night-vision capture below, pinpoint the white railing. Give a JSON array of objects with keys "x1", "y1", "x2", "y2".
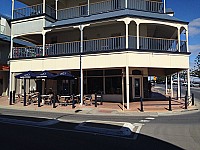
[
  {"x1": 13, "y1": 36, "x2": 185, "y2": 59},
  {"x1": 57, "y1": 0, "x2": 163, "y2": 20},
  {"x1": 139, "y1": 36, "x2": 178, "y2": 52}
]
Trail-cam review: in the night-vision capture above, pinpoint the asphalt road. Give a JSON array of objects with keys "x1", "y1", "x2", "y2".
[{"x1": 0, "y1": 108, "x2": 199, "y2": 150}]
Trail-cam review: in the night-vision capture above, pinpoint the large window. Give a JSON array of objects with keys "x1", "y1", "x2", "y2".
[
  {"x1": 105, "y1": 77, "x2": 122, "y2": 94},
  {"x1": 87, "y1": 77, "x2": 103, "y2": 94}
]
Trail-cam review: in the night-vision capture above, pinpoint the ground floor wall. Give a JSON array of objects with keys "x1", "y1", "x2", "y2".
[{"x1": 0, "y1": 71, "x2": 9, "y2": 96}]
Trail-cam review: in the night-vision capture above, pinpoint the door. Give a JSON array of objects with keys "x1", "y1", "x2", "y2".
[{"x1": 132, "y1": 77, "x2": 142, "y2": 98}]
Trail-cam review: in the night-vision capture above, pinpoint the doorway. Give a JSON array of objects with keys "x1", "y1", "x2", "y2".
[{"x1": 132, "y1": 76, "x2": 142, "y2": 99}]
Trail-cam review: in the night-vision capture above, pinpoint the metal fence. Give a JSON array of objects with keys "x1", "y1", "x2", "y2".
[
  {"x1": 13, "y1": 46, "x2": 43, "y2": 58},
  {"x1": 13, "y1": 4, "x2": 56, "y2": 19},
  {"x1": 139, "y1": 36, "x2": 178, "y2": 52}
]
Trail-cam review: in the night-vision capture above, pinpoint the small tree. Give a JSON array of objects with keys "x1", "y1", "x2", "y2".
[{"x1": 194, "y1": 52, "x2": 200, "y2": 77}]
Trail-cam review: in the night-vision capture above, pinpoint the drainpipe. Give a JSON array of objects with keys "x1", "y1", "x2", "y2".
[
  {"x1": 163, "y1": 0, "x2": 166, "y2": 13},
  {"x1": 88, "y1": 0, "x2": 90, "y2": 15},
  {"x1": 55, "y1": 0, "x2": 58, "y2": 19},
  {"x1": 12, "y1": 0, "x2": 15, "y2": 20}
]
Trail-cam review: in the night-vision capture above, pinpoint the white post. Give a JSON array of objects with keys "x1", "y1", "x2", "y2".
[
  {"x1": 88, "y1": 0, "x2": 90, "y2": 15},
  {"x1": 12, "y1": 0, "x2": 15, "y2": 20},
  {"x1": 136, "y1": 22, "x2": 140, "y2": 49},
  {"x1": 74, "y1": 24, "x2": 90, "y2": 105},
  {"x1": 171, "y1": 75, "x2": 173, "y2": 97},
  {"x1": 103, "y1": 70, "x2": 105, "y2": 94},
  {"x1": 163, "y1": 0, "x2": 166, "y2": 13},
  {"x1": 186, "y1": 27, "x2": 189, "y2": 52},
  {"x1": 42, "y1": 32, "x2": 46, "y2": 56},
  {"x1": 178, "y1": 27, "x2": 181, "y2": 52},
  {"x1": 187, "y1": 69, "x2": 191, "y2": 98},
  {"x1": 125, "y1": 0, "x2": 128, "y2": 8},
  {"x1": 177, "y1": 72, "x2": 180, "y2": 100},
  {"x1": 43, "y1": 0, "x2": 46, "y2": 13},
  {"x1": 126, "y1": 66, "x2": 129, "y2": 109},
  {"x1": 55, "y1": 0, "x2": 58, "y2": 19},
  {"x1": 122, "y1": 68, "x2": 125, "y2": 111},
  {"x1": 165, "y1": 76, "x2": 168, "y2": 95}
]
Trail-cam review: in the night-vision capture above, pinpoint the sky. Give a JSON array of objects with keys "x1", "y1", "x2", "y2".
[{"x1": 0, "y1": 0, "x2": 200, "y2": 69}]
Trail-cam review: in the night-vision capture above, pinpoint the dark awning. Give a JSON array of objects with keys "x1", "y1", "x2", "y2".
[
  {"x1": 15, "y1": 71, "x2": 37, "y2": 79},
  {"x1": 53, "y1": 71, "x2": 74, "y2": 80},
  {"x1": 36, "y1": 70, "x2": 56, "y2": 79}
]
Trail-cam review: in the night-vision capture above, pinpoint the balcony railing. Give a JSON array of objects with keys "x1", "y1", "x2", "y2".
[
  {"x1": 139, "y1": 36, "x2": 178, "y2": 52},
  {"x1": 57, "y1": 0, "x2": 163, "y2": 20},
  {"x1": 0, "y1": 25, "x2": 5, "y2": 34},
  {"x1": 13, "y1": 36, "x2": 186, "y2": 58},
  {"x1": 13, "y1": 4, "x2": 56, "y2": 19}
]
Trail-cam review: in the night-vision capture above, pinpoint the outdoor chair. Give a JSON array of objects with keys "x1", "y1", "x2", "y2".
[
  {"x1": 44, "y1": 94, "x2": 53, "y2": 105},
  {"x1": 84, "y1": 95, "x2": 92, "y2": 106},
  {"x1": 57, "y1": 95, "x2": 67, "y2": 106}
]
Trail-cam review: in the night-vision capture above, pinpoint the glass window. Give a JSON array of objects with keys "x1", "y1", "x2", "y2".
[
  {"x1": 105, "y1": 69, "x2": 122, "y2": 76},
  {"x1": 87, "y1": 77, "x2": 103, "y2": 94},
  {"x1": 105, "y1": 77, "x2": 122, "y2": 94},
  {"x1": 87, "y1": 70, "x2": 103, "y2": 76}
]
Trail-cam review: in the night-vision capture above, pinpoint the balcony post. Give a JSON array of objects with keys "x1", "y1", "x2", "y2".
[
  {"x1": 74, "y1": 24, "x2": 90, "y2": 106},
  {"x1": 43, "y1": 0, "x2": 46, "y2": 13},
  {"x1": 163, "y1": 0, "x2": 166, "y2": 13},
  {"x1": 177, "y1": 26, "x2": 181, "y2": 52},
  {"x1": 125, "y1": 0, "x2": 128, "y2": 8},
  {"x1": 42, "y1": 32, "x2": 46, "y2": 56},
  {"x1": 186, "y1": 27, "x2": 189, "y2": 52},
  {"x1": 88, "y1": 0, "x2": 90, "y2": 15},
  {"x1": 122, "y1": 68, "x2": 125, "y2": 111},
  {"x1": 170, "y1": 75, "x2": 173, "y2": 98},
  {"x1": 126, "y1": 66, "x2": 129, "y2": 109},
  {"x1": 55, "y1": 0, "x2": 58, "y2": 19},
  {"x1": 136, "y1": 22, "x2": 140, "y2": 49},
  {"x1": 177, "y1": 72, "x2": 180, "y2": 100},
  {"x1": 12, "y1": 0, "x2": 15, "y2": 19}
]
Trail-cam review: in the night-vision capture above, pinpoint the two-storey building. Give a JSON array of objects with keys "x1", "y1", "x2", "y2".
[{"x1": 9, "y1": 0, "x2": 191, "y2": 109}]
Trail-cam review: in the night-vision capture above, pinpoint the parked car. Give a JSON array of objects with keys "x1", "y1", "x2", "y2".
[{"x1": 191, "y1": 82, "x2": 200, "y2": 87}]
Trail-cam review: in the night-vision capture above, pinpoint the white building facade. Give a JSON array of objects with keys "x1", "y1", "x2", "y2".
[{"x1": 9, "y1": 0, "x2": 191, "y2": 108}]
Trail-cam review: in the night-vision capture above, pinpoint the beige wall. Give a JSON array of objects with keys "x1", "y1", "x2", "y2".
[{"x1": 10, "y1": 51, "x2": 189, "y2": 73}]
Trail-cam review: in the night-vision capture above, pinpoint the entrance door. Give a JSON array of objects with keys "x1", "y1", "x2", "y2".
[{"x1": 132, "y1": 77, "x2": 142, "y2": 98}]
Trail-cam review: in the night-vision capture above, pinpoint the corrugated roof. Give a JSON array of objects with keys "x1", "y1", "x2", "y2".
[
  {"x1": 0, "y1": 34, "x2": 35, "y2": 46},
  {"x1": 46, "y1": 9, "x2": 188, "y2": 29}
]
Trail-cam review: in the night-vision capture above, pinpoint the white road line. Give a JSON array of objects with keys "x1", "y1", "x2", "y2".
[
  {"x1": 132, "y1": 123, "x2": 143, "y2": 140},
  {"x1": 145, "y1": 117, "x2": 155, "y2": 120},
  {"x1": 139, "y1": 120, "x2": 150, "y2": 123}
]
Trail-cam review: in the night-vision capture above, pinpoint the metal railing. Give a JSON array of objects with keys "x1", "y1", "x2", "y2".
[
  {"x1": 57, "y1": 0, "x2": 163, "y2": 20},
  {"x1": 13, "y1": 36, "x2": 186, "y2": 58},
  {"x1": 139, "y1": 36, "x2": 178, "y2": 52},
  {"x1": 13, "y1": 4, "x2": 56, "y2": 19},
  {"x1": 0, "y1": 25, "x2": 5, "y2": 34},
  {"x1": 13, "y1": 46, "x2": 43, "y2": 58},
  {"x1": 128, "y1": 0, "x2": 163, "y2": 13},
  {"x1": 58, "y1": 4, "x2": 88, "y2": 20},
  {"x1": 45, "y1": 41, "x2": 81, "y2": 56},
  {"x1": 83, "y1": 36, "x2": 125, "y2": 52}
]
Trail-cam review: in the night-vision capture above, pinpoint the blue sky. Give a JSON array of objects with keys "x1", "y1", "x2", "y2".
[{"x1": 0, "y1": 0, "x2": 200, "y2": 68}]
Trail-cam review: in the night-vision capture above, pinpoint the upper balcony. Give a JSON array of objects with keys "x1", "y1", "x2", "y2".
[{"x1": 13, "y1": 0, "x2": 164, "y2": 21}]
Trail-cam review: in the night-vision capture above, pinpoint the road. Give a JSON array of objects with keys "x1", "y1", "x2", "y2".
[{"x1": 0, "y1": 108, "x2": 199, "y2": 150}]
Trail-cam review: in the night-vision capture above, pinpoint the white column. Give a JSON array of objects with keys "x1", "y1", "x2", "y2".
[
  {"x1": 43, "y1": 0, "x2": 46, "y2": 13},
  {"x1": 136, "y1": 22, "x2": 140, "y2": 49},
  {"x1": 9, "y1": 72, "x2": 13, "y2": 97},
  {"x1": 186, "y1": 28, "x2": 189, "y2": 52},
  {"x1": 170, "y1": 75, "x2": 173, "y2": 97},
  {"x1": 103, "y1": 70, "x2": 105, "y2": 94},
  {"x1": 178, "y1": 27, "x2": 181, "y2": 52},
  {"x1": 187, "y1": 69, "x2": 191, "y2": 98},
  {"x1": 165, "y1": 76, "x2": 168, "y2": 95},
  {"x1": 74, "y1": 24, "x2": 90, "y2": 106},
  {"x1": 42, "y1": 32, "x2": 46, "y2": 56},
  {"x1": 55, "y1": 0, "x2": 58, "y2": 19},
  {"x1": 126, "y1": 66, "x2": 129, "y2": 109},
  {"x1": 88, "y1": 0, "x2": 90, "y2": 15},
  {"x1": 177, "y1": 72, "x2": 180, "y2": 100},
  {"x1": 122, "y1": 68, "x2": 125, "y2": 111},
  {"x1": 125, "y1": 0, "x2": 128, "y2": 8},
  {"x1": 163, "y1": 0, "x2": 166, "y2": 13},
  {"x1": 12, "y1": 0, "x2": 15, "y2": 19}
]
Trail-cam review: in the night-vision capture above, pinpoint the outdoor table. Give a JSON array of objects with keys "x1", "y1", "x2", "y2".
[{"x1": 41, "y1": 95, "x2": 50, "y2": 104}]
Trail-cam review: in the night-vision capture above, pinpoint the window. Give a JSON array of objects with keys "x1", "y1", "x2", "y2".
[{"x1": 105, "y1": 77, "x2": 122, "y2": 94}]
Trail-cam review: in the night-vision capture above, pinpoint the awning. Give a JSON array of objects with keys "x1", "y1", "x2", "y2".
[
  {"x1": 53, "y1": 71, "x2": 74, "y2": 80},
  {"x1": 15, "y1": 71, "x2": 37, "y2": 79},
  {"x1": 36, "y1": 70, "x2": 56, "y2": 79}
]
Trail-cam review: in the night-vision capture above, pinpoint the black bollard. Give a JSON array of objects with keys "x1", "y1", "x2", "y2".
[
  {"x1": 100, "y1": 92, "x2": 103, "y2": 105},
  {"x1": 185, "y1": 90, "x2": 188, "y2": 99},
  {"x1": 185, "y1": 95, "x2": 187, "y2": 109},
  {"x1": 38, "y1": 93, "x2": 41, "y2": 107},
  {"x1": 140, "y1": 97, "x2": 144, "y2": 112},
  {"x1": 9, "y1": 91, "x2": 12, "y2": 105},
  {"x1": 13, "y1": 91, "x2": 16, "y2": 104},
  {"x1": 72, "y1": 94, "x2": 75, "y2": 109},
  {"x1": 53, "y1": 94, "x2": 56, "y2": 108},
  {"x1": 192, "y1": 93, "x2": 194, "y2": 106},
  {"x1": 95, "y1": 93, "x2": 97, "y2": 107},
  {"x1": 169, "y1": 96, "x2": 172, "y2": 111}
]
